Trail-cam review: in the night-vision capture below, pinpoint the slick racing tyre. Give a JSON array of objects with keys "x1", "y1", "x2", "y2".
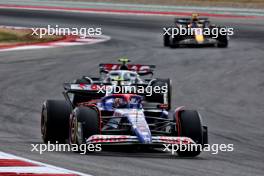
[
  {"x1": 69, "y1": 107, "x2": 100, "y2": 145},
  {"x1": 217, "y1": 27, "x2": 228, "y2": 48},
  {"x1": 169, "y1": 28, "x2": 181, "y2": 48},
  {"x1": 163, "y1": 26, "x2": 173, "y2": 47},
  {"x1": 163, "y1": 33, "x2": 170, "y2": 47},
  {"x1": 147, "y1": 79, "x2": 171, "y2": 110},
  {"x1": 169, "y1": 36, "x2": 180, "y2": 48},
  {"x1": 176, "y1": 110, "x2": 204, "y2": 157},
  {"x1": 41, "y1": 100, "x2": 71, "y2": 143}
]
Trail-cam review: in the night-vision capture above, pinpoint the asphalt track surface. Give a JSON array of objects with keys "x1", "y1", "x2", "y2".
[{"x1": 0, "y1": 9, "x2": 264, "y2": 176}]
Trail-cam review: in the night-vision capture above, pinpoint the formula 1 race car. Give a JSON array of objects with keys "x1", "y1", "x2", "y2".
[
  {"x1": 163, "y1": 14, "x2": 229, "y2": 48},
  {"x1": 41, "y1": 85, "x2": 208, "y2": 157},
  {"x1": 73, "y1": 58, "x2": 171, "y2": 110}
]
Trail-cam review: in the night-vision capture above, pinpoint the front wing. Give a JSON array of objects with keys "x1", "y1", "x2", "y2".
[
  {"x1": 178, "y1": 38, "x2": 218, "y2": 45},
  {"x1": 86, "y1": 135, "x2": 195, "y2": 145}
]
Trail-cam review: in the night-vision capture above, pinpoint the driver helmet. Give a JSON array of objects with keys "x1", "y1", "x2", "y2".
[
  {"x1": 191, "y1": 13, "x2": 199, "y2": 22},
  {"x1": 113, "y1": 98, "x2": 127, "y2": 108}
]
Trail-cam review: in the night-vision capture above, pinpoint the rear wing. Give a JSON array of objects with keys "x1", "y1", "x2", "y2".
[
  {"x1": 63, "y1": 83, "x2": 168, "y2": 109},
  {"x1": 174, "y1": 17, "x2": 209, "y2": 25},
  {"x1": 64, "y1": 83, "x2": 154, "y2": 92},
  {"x1": 63, "y1": 83, "x2": 106, "y2": 107},
  {"x1": 99, "y1": 63, "x2": 155, "y2": 75},
  {"x1": 64, "y1": 83, "x2": 99, "y2": 92}
]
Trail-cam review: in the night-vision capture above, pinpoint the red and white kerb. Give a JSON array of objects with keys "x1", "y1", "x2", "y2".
[{"x1": 0, "y1": 151, "x2": 93, "y2": 176}]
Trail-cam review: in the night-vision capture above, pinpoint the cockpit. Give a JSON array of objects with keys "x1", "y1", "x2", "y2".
[
  {"x1": 100, "y1": 94, "x2": 143, "y2": 110},
  {"x1": 103, "y1": 70, "x2": 143, "y2": 85}
]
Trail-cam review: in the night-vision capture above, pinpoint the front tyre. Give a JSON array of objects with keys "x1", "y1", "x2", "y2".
[
  {"x1": 69, "y1": 107, "x2": 100, "y2": 145},
  {"x1": 177, "y1": 110, "x2": 204, "y2": 157},
  {"x1": 41, "y1": 100, "x2": 71, "y2": 143}
]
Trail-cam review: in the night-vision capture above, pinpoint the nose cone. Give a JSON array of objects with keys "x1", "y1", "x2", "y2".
[
  {"x1": 136, "y1": 130, "x2": 152, "y2": 144},
  {"x1": 126, "y1": 110, "x2": 152, "y2": 144},
  {"x1": 195, "y1": 28, "x2": 204, "y2": 43},
  {"x1": 195, "y1": 34, "x2": 205, "y2": 43}
]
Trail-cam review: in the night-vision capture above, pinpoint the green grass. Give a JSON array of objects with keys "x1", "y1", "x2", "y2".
[
  {"x1": 0, "y1": 29, "x2": 63, "y2": 45},
  {"x1": 0, "y1": 31, "x2": 22, "y2": 42}
]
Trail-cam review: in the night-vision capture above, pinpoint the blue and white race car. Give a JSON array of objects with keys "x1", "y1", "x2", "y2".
[{"x1": 41, "y1": 85, "x2": 208, "y2": 157}]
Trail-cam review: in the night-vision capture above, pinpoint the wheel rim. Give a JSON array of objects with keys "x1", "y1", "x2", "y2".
[{"x1": 70, "y1": 115, "x2": 77, "y2": 144}]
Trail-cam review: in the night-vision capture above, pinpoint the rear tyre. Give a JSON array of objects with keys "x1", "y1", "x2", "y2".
[
  {"x1": 41, "y1": 100, "x2": 71, "y2": 143},
  {"x1": 217, "y1": 36, "x2": 228, "y2": 48},
  {"x1": 69, "y1": 107, "x2": 100, "y2": 145},
  {"x1": 217, "y1": 27, "x2": 228, "y2": 48},
  {"x1": 169, "y1": 36, "x2": 180, "y2": 48},
  {"x1": 163, "y1": 34, "x2": 170, "y2": 47},
  {"x1": 163, "y1": 26, "x2": 173, "y2": 47},
  {"x1": 169, "y1": 28, "x2": 181, "y2": 48},
  {"x1": 177, "y1": 110, "x2": 203, "y2": 157}
]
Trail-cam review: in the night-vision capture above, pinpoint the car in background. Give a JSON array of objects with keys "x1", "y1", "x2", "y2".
[
  {"x1": 163, "y1": 14, "x2": 229, "y2": 48},
  {"x1": 73, "y1": 58, "x2": 172, "y2": 110}
]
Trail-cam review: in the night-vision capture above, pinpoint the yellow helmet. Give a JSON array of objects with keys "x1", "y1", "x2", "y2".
[{"x1": 191, "y1": 13, "x2": 199, "y2": 20}]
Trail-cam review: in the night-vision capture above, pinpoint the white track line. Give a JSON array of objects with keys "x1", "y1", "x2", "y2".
[{"x1": 0, "y1": 167, "x2": 71, "y2": 174}]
